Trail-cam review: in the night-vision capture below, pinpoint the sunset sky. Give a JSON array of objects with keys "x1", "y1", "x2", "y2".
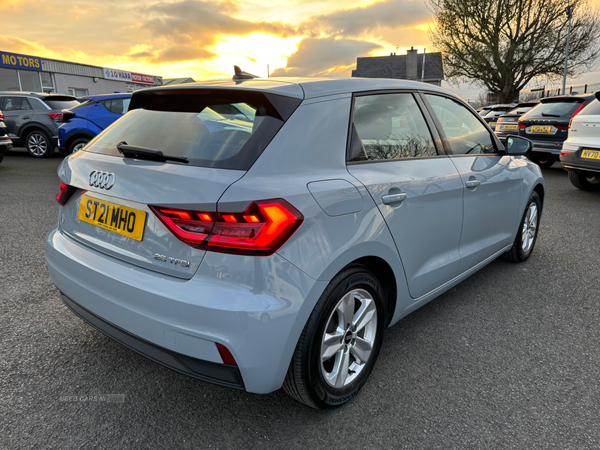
[{"x1": 1, "y1": 0, "x2": 598, "y2": 100}]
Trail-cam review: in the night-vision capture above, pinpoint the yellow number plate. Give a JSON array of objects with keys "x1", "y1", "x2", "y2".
[
  {"x1": 581, "y1": 149, "x2": 600, "y2": 160},
  {"x1": 78, "y1": 194, "x2": 146, "y2": 241},
  {"x1": 503, "y1": 124, "x2": 518, "y2": 130},
  {"x1": 490, "y1": 122, "x2": 497, "y2": 128},
  {"x1": 531, "y1": 126, "x2": 551, "y2": 133}
]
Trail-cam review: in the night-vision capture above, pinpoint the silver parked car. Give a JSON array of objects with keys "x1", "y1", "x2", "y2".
[{"x1": 46, "y1": 78, "x2": 545, "y2": 409}]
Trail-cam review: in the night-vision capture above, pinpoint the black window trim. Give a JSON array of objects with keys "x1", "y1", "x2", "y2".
[
  {"x1": 417, "y1": 91, "x2": 506, "y2": 157},
  {"x1": 345, "y1": 89, "x2": 449, "y2": 165}
]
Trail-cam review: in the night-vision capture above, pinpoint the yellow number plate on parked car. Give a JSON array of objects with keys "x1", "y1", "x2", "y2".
[
  {"x1": 77, "y1": 194, "x2": 146, "y2": 241},
  {"x1": 503, "y1": 124, "x2": 518, "y2": 130},
  {"x1": 581, "y1": 149, "x2": 600, "y2": 160},
  {"x1": 531, "y1": 126, "x2": 551, "y2": 133}
]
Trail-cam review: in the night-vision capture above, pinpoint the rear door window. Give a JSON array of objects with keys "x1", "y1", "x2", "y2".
[
  {"x1": 85, "y1": 90, "x2": 301, "y2": 170},
  {"x1": 351, "y1": 93, "x2": 437, "y2": 161},
  {"x1": 3, "y1": 97, "x2": 32, "y2": 111},
  {"x1": 102, "y1": 98, "x2": 131, "y2": 114}
]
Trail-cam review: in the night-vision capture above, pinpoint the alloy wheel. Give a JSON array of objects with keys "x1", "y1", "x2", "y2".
[
  {"x1": 521, "y1": 202, "x2": 538, "y2": 252},
  {"x1": 320, "y1": 288, "x2": 378, "y2": 388},
  {"x1": 28, "y1": 133, "x2": 48, "y2": 156}
]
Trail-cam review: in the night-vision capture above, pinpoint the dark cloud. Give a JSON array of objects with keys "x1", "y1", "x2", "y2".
[
  {"x1": 300, "y1": 0, "x2": 432, "y2": 38},
  {"x1": 129, "y1": 51, "x2": 154, "y2": 58},
  {"x1": 271, "y1": 38, "x2": 382, "y2": 77}
]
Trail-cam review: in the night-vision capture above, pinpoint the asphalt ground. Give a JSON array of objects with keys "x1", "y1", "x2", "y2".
[{"x1": 1, "y1": 148, "x2": 600, "y2": 449}]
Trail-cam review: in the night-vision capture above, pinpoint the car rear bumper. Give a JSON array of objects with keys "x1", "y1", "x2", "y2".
[
  {"x1": 560, "y1": 153, "x2": 600, "y2": 174},
  {"x1": 61, "y1": 292, "x2": 245, "y2": 389},
  {"x1": 0, "y1": 136, "x2": 12, "y2": 154},
  {"x1": 45, "y1": 227, "x2": 325, "y2": 394}
]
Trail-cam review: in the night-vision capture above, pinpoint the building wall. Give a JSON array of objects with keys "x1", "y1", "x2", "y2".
[{"x1": 54, "y1": 74, "x2": 128, "y2": 96}]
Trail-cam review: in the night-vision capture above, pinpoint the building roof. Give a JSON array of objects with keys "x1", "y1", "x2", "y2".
[
  {"x1": 352, "y1": 53, "x2": 444, "y2": 81},
  {"x1": 162, "y1": 77, "x2": 196, "y2": 86}
]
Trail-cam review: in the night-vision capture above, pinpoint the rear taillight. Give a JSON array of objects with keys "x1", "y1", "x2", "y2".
[
  {"x1": 497, "y1": 118, "x2": 503, "y2": 124},
  {"x1": 518, "y1": 124, "x2": 526, "y2": 129},
  {"x1": 560, "y1": 151, "x2": 574, "y2": 156},
  {"x1": 56, "y1": 182, "x2": 77, "y2": 206},
  {"x1": 568, "y1": 102, "x2": 587, "y2": 129},
  {"x1": 48, "y1": 113, "x2": 63, "y2": 122},
  {"x1": 61, "y1": 110, "x2": 76, "y2": 122},
  {"x1": 150, "y1": 199, "x2": 303, "y2": 256},
  {"x1": 0, "y1": 113, "x2": 4, "y2": 121}
]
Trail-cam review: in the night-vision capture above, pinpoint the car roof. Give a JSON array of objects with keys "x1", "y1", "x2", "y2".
[
  {"x1": 540, "y1": 93, "x2": 596, "y2": 103},
  {"x1": 0, "y1": 91, "x2": 76, "y2": 100},
  {"x1": 83, "y1": 93, "x2": 132, "y2": 101},
  {"x1": 134, "y1": 77, "x2": 452, "y2": 100}
]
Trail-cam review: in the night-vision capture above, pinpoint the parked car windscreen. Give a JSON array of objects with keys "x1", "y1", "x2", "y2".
[{"x1": 85, "y1": 91, "x2": 302, "y2": 170}]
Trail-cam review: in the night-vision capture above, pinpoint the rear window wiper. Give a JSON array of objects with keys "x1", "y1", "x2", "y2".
[
  {"x1": 541, "y1": 112, "x2": 561, "y2": 117},
  {"x1": 116, "y1": 141, "x2": 188, "y2": 164}
]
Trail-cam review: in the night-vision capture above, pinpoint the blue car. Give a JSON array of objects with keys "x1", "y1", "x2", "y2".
[{"x1": 58, "y1": 93, "x2": 132, "y2": 154}]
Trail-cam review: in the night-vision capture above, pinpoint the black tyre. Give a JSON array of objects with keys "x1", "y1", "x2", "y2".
[
  {"x1": 26, "y1": 130, "x2": 53, "y2": 158},
  {"x1": 503, "y1": 191, "x2": 541, "y2": 263},
  {"x1": 530, "y1": 158, "x2": 554, "y2": 169},
  {"x1": 567, "y1": 170, "x2": 600, "y2": 191},
  {"x1": 68, "y1": 137, "x2": 90, "y2": 154},
  {"x1": 283, "y1": 265, "x2": 386, "y2": 409}
]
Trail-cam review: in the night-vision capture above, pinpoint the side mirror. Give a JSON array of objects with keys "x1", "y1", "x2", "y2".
[
  {"x1": 595, "y1": 90, "x2": 600, "y2": 102},
  {"x1": 505, "y1": 136, "x2": 532, "y2": 156}
]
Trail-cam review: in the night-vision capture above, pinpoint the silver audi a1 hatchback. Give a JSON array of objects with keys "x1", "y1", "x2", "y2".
[{"x1": 46, "y1": 77, "x2": 545, "y2": 409}]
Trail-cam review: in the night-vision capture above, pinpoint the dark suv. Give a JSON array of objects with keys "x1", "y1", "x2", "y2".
[
  {"x1": 0, "y1": 92, "x2": 80, "y2": 158},
  {"x1": 518, "y1": 93, "x2": 595, "y2": 168}
]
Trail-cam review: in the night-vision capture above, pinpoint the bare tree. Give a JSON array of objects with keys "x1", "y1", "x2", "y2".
[{"x1": 429, "y1": 0, "x2": 600, "y2": 103}]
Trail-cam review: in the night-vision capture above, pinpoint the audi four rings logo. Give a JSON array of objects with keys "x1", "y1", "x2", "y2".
[{"x1": 89, "y1": 171, "x2": 116, "y2": 190}]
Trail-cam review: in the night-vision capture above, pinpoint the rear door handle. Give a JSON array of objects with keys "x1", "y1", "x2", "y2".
[
  {"x1": 381, "y1": 193, "x2": 407, "y2": 204},
  {"x1": 22, "y1": 116, "x2": 30, "y2": 120},
  {"x1": 465, "y1": 180, "x2": 480, "y2": 188}
]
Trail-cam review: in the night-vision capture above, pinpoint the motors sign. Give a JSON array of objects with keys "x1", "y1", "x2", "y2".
[
  {"x1": 0, "y1": 51, "x2": 42, "y2": 71},
  {"x1": 131, "y1": 73, "x2": 155, "y2": 84},
  {"x1": 103, "y1": 68, "x2": 132, "y2": 82}
]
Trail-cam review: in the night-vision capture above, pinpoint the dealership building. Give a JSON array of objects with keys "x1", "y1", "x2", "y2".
[{"x1": 0, "y1": 50, "x2": 162, "y2": 96}]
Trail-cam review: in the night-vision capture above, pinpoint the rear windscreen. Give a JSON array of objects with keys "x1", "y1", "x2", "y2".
[
  {"x1": 522, "y1": 100, "x2": 583, "y2": 119},
  {"x1": 44, "y1": 99, "x2": 81, "y2": 110},
  {"x1": 85, "y1": 90, "x2": 301, "y2": 170}
]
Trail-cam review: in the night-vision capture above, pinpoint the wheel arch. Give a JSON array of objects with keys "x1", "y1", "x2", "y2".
[
  {"x1": 64, "y1": 131, "x2": 95, "y2": 153},
  {"x1": 19, "y1": 123, "x2": 55, "y2": 142},
  {"x1": 533, "y1": 183, "x2": 545, "y2": 208}
]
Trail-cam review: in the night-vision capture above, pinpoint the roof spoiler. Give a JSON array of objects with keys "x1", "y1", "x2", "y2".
[
  {"x1": 233, "y1": 65, "x2": 259, "y2": 81},
  {"x1": 595, "y1": 91, "x2": 600, "y2": 102}
]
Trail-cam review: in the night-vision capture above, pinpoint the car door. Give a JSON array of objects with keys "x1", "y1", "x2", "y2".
[
  {"x1": 87, "y1": 98, "x2": 130, "y2": 130},
  {"x1": 422, "y1": 93, "x2": 522, "y2": 274},
  {"x1": 347, "y1": 92, "x2": 465, "y2": 299},
  {"x1": 1, "y1": 96, "x2": 33, "y2": 139}
]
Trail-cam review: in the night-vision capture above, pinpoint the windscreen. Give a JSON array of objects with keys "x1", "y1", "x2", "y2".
[
  {"x1": 522, "y1": 100, "x2": 584, "y2": 119},
  {"x1": 85, "y1": 90, "x2": 301, "y2": 170},
  {"x1": 44, "y1": 99, "x2": 81, "y2": 110}
]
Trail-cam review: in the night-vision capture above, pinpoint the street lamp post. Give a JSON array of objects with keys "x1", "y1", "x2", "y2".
[{"x1": 562, "y1": 6, "x2": 573, "y2": 95}]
